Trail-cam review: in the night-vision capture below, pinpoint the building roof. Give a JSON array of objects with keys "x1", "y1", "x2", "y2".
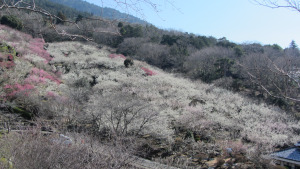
[
  {"x1": 295, "y1": 142, "x2": 300, "y2": 147},
  {"x1": 271, "y1": 147, "x2": 300, "y2": 162}
]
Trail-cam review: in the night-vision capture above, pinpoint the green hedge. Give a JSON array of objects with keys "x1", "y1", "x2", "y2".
[{"x1": 0, "y1": 15, "x2": 23, "y2": 30}]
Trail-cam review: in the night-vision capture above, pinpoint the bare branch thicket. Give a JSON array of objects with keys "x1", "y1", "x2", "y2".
[
  {"x1": 183, "y1": 46, "x2": 235, "y2": 81},
  {"x1": 252, "y1": 0, "x2": 300, "y2": 12},
  {"x1": 246, "y1": 1, "x2": 300, "y2": 102},
  {"x1": 110, "y1": 0, "x2": 178, "y2": 20},
  {"x1": 0, "y1": 131, "x2": 133, "y2": 169},
  {"x1": 85, "y1": 91, "x2": 158, "y2": 138},
  {"x1": 237, "y1": 52, "x2": 300, "y2": 102}
]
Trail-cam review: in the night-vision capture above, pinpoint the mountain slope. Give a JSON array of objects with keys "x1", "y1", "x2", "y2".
[
  {"x1": 47, "y1": 41, "x2": 300, "y2": 146},
  {"x1": 1, "y1": 25, "x2": 300, "y2": 168},
  {"x1": 29, "y1": 0, "x2": 92, "y2": 19},
  {"x1": 48, "y1": 0, "x2": 147, "y2": 24}
]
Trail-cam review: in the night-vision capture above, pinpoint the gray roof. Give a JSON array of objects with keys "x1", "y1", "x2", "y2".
[
  {"x1": 295, "y1": 142, "x2": 300, "y2": 147},
  {"x1": 271, "y1": 147, "x2": 300, "y2": 162}
]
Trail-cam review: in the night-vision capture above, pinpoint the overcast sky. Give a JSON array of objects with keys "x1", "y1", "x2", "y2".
[{"x1": 87, "y1": 0, "x2": 300, "y2": 48}]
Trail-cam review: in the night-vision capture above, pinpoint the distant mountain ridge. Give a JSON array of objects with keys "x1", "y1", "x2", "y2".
[
  {"x1": 25, "y1": 0, "x2": 93, "y2": 19},
  {"x1": 48, "y1": 0, "x2": 147, "y2": 24}
]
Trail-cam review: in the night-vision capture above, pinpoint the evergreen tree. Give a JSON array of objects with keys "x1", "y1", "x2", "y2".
[
  {"x1": 118, "y1": 22, "x2": 123, "y2": 28},
  {"x1": 0, "y1": 15, "x2": 23, "y2": 30},
  {"x1": 289, "y1": 40, "x2": 298, "y2": 49},
  {"x1": 56, "y1": 11, "x2": 67, "y2": 24},
  {"x1": 75, "y1": 14, "x2": 83, "y2": 23}
]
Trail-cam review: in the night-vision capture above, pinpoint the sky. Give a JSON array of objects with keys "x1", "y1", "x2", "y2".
[{"x1": 87, "y1": 0, "x2": 300, "y2": 48}]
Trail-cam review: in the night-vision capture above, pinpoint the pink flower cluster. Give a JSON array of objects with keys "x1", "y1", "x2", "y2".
[
  {"x1": 141, "y1": 67, "x2": 157, "y2": 76},
  {"x1": 3, "y1": 61, "x2": 15, "y2": 68},
  {"x1": 29, "y1": 38, "x2": 51, "y2": 63},
  {"x1": 4, "y1": 83, "x2": 35, "y2": 97},
  {"x1": 25, "y1": 68, "x2": 61, "y2": 85},
  {"x1": 0, "y1": 54, "x2": 16, "y2": 69},
  {"x1": 109, "y1": 54, "x2": 126, "y2": 59},
  {"x1": 47, "y1": 91, "x2": 56, "y2": 97},
  {"x1": 7, "y1": 54, "x2": 13, "y2": 61}
]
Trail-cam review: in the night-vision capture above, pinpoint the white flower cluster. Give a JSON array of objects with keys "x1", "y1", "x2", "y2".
[{"x1": 47, "y1": 41, "x2": 300, "y2": 146}]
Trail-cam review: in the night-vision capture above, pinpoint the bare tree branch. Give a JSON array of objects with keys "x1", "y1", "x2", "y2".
[
  {"x1": 0, "y1": 0, "x2": 174, "y2": 41},
  {"x1": 252, "y1": 0, "x2": 300, "y2": 13},
  {"x1": 237, "y1": 58, "x2": 300, "y2": 102},
  {"x1": 0, "y1": 0, "x2": 101, "y2": 40}
]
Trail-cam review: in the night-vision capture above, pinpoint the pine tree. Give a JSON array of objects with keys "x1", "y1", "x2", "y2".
[
  {"x1": 56, "y1": 12, "x2": 67, "y2": 25},
  {"x1": 289, "y1": 40, "x2": 298, "y2": 49},
  {"x1": 75, "y1": 14, "x2": 83, "y2": 23}
]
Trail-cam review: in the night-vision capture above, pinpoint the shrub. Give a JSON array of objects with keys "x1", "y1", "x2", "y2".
[
  {"x1": 7, "y1": 54, "x2": 13, "y2": 61},
  {"x1": 23, "y1": 68, "x2": 61, "y2": 85},
  {"x1": 4, "y1": 83, "x2": 35, "y2": 98},
  {"x1": 11, "y1": 106, "x2": 34, "y2": 119},
  {"x1": 47, "y1": 91, "x2": 56, "y2": 97},
  {"x1": 0, "y1": 60, "x2": 15, "y2": 69},
  {"x1": 0, "y1": 15, "x2": 23, "y2": 30},
  {"x1": 0, "y1": 54, "x2": 15, "y2": 69},
  {"x1": 116, "y1": 37, "x2": 142, "y2": 56},
  {"x1": 56, "y1": 12, "x2": 67, "y2": 25},
  {"x1": 28, "y1": 38, "x2": 52, "y2": 63},
  {"x1": 0, "y1": 43, "x2": 16, "y2": 56},
  {"x1": 86, "y1": 92, "x2": 159, "y2": 137},
  {"x1": 118, "y1": 22, "x2": 123, "y2": 28},
  {"x1": 124, "y1": 58, "x2": 134, "y2": 68},
  {"x1": 0, "y1": 131, "x2": 131, "y2": 169},
  {"x1": 75, "y1": 14, "x2": 83, "y2": 23},
  {"x1": 120, "y1": 24, "x2": 143, "y2": 38}
]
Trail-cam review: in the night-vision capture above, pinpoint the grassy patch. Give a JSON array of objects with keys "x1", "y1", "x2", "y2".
[
  {"x1": 11, "y1": 106, "x2": 33, "y2": 120},
  {"x1": 0, "y1": 43, "x2": 16, "y2": 56},
  {"x1": 0, "y1": 157, "x2": 13, "y2": 168}
]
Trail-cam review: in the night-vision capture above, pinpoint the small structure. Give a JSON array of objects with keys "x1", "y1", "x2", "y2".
[{"x1": 271, "y1": 142, "x2": 300, "y2": 169}]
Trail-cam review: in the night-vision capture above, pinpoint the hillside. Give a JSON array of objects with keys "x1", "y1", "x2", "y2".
[
  {"x1": 1, "y1": 0, "x2": 298, "y2": 117},
  {"x1": 48, "y1": 0, "x2": 147, "y2": 24},
  {"x1": 1, "y1": 24, "x2": 300, "y2": 168},
  {"x1": 26, "y1": 0, "x2": 92, "y2": 19}
]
